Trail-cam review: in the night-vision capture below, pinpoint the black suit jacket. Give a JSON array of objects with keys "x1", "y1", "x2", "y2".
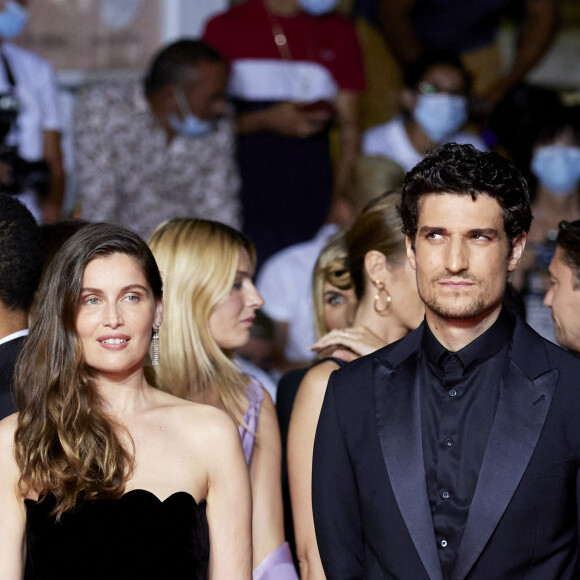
[
  {"x1": 0, "y1": 335, "x2": 25, "y2": 420},
  {"x1": 312, "y1": 317, "x2": 580, "y2": 579}
]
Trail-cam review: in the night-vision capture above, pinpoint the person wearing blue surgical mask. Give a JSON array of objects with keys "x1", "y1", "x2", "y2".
[
  {"x1": 0, "y1": 0, "x2": 66, "y2": 224},
  {"x1": 527, "y1": 110, "x2": 580, "y2": 242},
  {"x1": 512, "y1": 105, "x2": 580, "y2": 342},
  {"x1": 151, "y1": 59, "x2": 228, "y2": 141},
  {"x1": 362, "y1": 52, "x2": 487, "y2": 172},
  {"x1": 202, "y1": 0, "x2": 366, "y2": 271},
  {"x1": 75, "y1": 40, "x2": 242, "y2": 241}
]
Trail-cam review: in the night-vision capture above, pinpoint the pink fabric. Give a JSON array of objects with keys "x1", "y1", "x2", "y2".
[
  {"x1": 238, "y1": 376, "x2": 264, "y2": 464},
  {"x1": 238, "y1": 378, "x2": 299, "y2": 579},
  {"x1": 253, "y1": 542, "x2": 298, "y2": 580}
]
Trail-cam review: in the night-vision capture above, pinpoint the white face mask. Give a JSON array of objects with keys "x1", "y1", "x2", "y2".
[
  {"x1": 0, "y1": 1, "x2": 27, "y2": 39},
  {"x1": 531, "y1": 144, "x2": 580, "y2": 195},
  {"x1": 168, "y1": 86, "x2": 214, "y2": 139},
  {"x1": 298, "y1": 0, "x2": 338, "y2": 16},
  {"x1": 413, "y1": 93, "x2": 468, "y2": 143}
]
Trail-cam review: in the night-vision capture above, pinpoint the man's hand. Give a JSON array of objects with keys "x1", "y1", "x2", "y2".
[{"x1": 237, "y1": 101, "x2": 332, "y2": 138}]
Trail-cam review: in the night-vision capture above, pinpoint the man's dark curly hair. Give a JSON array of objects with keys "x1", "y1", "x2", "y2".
[
  {"x1": 399, "y1": 143, "x2": 532, "y2": 248},
  {"x1": 0, "y1": 194, "x2": 43, "y2": 311},
  {"x1": 556, "y1": 220, "x2": 580, "y2": 289}
]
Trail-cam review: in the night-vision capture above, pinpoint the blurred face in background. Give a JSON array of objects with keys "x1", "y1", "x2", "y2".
[
  {"x1": 322, "y1": 281, "x2": 357, "y2": 332},
  {"x1": 544, "y1": 245, "x2": 580, "y2": 352},
  {"x1": 209, "y1": 248, "x2": 264, "y2": 351}
]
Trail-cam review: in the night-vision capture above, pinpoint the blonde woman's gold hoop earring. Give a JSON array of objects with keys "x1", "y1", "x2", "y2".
[
  {"x1": 152, "y1": 327, "x2": 160, "y2": 366},
  {"x1": 373, "y1": 280, "x2": 392, "y2": 314}
]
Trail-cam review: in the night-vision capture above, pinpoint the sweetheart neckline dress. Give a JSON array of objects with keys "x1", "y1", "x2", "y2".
[{"x1": 24, "y1": 488, "x2": 209, "y2": 580}]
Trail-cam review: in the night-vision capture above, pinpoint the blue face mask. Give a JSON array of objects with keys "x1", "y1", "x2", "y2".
[
  {"x1": 531, "y1": 144, "x2": 580, "y2": 195},
  {"x1": 413, "y1": 93, "x2": 468, "y2": 143},
  {"x1": 0, "y1": 1, "x2": 27, "y2": 39},
  {"x1": 298, "y1": 0, "x2": 338, "y2": 16},
  {"x1": 168, "y1": 86, "x2": 214, "y2": 139}
]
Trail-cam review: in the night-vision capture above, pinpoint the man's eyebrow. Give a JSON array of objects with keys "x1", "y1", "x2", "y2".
[
  {"x1": 418, "y1": 226, "x2": 447, "y2": 236},
  {"x1": 467, "y1": 228, "x2": 499, "y2": 237}
]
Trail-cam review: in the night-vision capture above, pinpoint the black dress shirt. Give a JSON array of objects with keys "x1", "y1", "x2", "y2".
[{"x1": 420, "y1": 307, "x2": 515, "y2": 579}]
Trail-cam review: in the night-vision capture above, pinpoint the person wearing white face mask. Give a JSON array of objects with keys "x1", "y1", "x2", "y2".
[
  {"x1": 0, "y1": 0, "x2": 65, "y2": 223},
  {"x1": 74, "y1": 39, "x2": 241, "y2": 240},
  {"x1": 203, "y1": 0, "x2": 365, "y2": 269},
  {"x1": 513, "y1": 105, "x2": 580, "y2": 341},
  {"x1": 362, "y1": 52, "x2": 487, "y2": 172}
]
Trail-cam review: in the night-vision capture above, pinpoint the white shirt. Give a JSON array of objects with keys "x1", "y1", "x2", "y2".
[
  {"x1": 234, "y1": 355, "x2": 278, "y2": 403},
  {"x1": 362, "y1": 115, "x2": 488, "y2": 172},
  {"x1": 0, "y1": 42, "x2": 62, "y2": 220},
  {"x1": 0, "y1": 328, "x2": 28, "y2": 346},
  {"x1": 257, "y1": 224, "x2": 339, "y2": 362}
]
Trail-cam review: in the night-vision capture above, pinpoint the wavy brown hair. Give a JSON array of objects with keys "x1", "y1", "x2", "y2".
[{"x1": 13, "y1": 223, "x2": 162, "y2": 518}]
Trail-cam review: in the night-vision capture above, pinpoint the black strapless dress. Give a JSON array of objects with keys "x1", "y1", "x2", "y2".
[{"x1": 24, "y1": 490, "x2": 209, "y2": 580}]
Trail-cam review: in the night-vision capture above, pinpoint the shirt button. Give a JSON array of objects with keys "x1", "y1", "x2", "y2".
[
  {"x1": 440, "y1": 539, "x2": 448, "y2": 548},
  {"x1": 445, "y1": 438, "x2": 453, "y2": 448},
  {"x1": 442, "y1": 490, "x2": 450, "y2": 499},
  {"x1": 449, "y1": 389, "x2": 457, "y2": 397},
  {"x1": 449, "y1": 355, "x2": 457, "y2": 363}
]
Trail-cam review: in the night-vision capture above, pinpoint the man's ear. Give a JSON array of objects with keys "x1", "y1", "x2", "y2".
[
  {"x1": 406, "y1": 236, "x2": 417, "y2": 271},
  {"x1": 400, "y1": 88, "x2": 416, "y2": 113},
  {"x1": 507, "y1": 233, "x2": 527, "y2": 272},
  {"x1": 363, "y1": 250, "x2": 389, "y2": 284},
  {"x1": 160, "y1": 84, "x2": 179, "y2": 108}
]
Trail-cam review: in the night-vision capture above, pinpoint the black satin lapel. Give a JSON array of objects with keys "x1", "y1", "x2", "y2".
[
  {"x1": 452, "y1": 364, "x2": 559, "y2": 580},
  {"x1": 373, "y1": 358, "x2": 444, "y2": 580}
]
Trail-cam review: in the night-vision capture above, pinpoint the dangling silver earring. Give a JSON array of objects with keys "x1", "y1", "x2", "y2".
[{"x1": 152, "y1": 327, "x2": 159, "y2": 366}]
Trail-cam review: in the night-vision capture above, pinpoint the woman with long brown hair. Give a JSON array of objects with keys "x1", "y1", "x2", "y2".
[{"x1": 0, "y1": 222, "x2": 251, "y2": 579}]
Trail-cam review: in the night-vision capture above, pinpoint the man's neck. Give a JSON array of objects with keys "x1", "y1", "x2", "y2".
[
  {"x1": 534, "y1": 186, "x2": 580, "y2": 214},
  {"x1": 264, "y1": 0, "x2": 300, "y2": 16},
  {"x1": 425, "y1": 304, "x2": 502, "y2": 352},
  {"x1": 404, "y1": 118, "x2": 435, "y2": 157},
  {"x1": 0, "y1": 305, "x2": 27, "y2": 341}
]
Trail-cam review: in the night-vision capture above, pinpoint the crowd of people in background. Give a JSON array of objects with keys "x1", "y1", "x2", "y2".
[{"x1": 1, "y1": 0, "x2": 580, "y2": 578}]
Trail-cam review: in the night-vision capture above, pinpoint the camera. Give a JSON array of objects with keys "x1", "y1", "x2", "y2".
[{"x1": 0, "y1": 92, "x2": 50, "y2": 195}]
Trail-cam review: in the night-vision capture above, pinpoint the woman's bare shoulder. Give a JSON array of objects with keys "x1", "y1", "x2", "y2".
[
  {"x1": 0, "y1": 413, "x2": 18, "y2": 447},
  {"x1": 0, "y1": 414, "x2": 19, "y2": 482},
  {"x1": 300, "y1": 360, "x2": 341, "y2": 396},
  {"x1": 149, "y1": 388, "x2": 240, "y2": 447}
]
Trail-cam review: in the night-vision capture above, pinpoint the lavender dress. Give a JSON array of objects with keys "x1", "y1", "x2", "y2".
[{"x1": 239, "y1": 377, "x2": 299, "y2": 580}]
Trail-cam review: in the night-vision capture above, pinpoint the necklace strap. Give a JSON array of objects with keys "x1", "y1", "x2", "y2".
[{"x1": 262, "y1": 0, "x2": 293, "y2": 60}]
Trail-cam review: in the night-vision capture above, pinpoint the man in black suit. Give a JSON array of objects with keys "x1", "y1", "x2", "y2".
[
  {"x1": 312, "y1": 143, "x2": 580, "y2": 579},
  {"x1": 0, "y1": 194, "x2": 43, "y2": 420}
]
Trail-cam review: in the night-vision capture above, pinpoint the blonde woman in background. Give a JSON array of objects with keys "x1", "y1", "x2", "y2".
[
  {"x1": 311, "y1": 231, "x2": 358, "y2": 340},
  {"x1": 287, "y1": 192, "x2": 424, "y2": 579},
  {"x1": 276, "y1": 231, "x2": 357, "y2": 560},
  {"x1": 149, "y1": 218, "x2": 298, "y2": 580}
]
